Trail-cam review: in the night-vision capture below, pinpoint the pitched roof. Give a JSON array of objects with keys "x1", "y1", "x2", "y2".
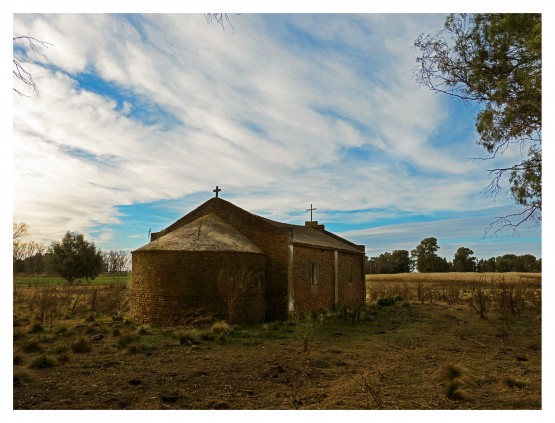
[
  {"x1": 256, "y1": 216, "x2": 364, "y2": 254},
  {"x1": 134, "y1": 213, "x2": 263, "y2": 254},
  {"x1": 147, "y1": 197, "x2": 364, "y2": 255},
  {"x1": 289, "y1": 226, "x2": 364, "y2": 254}
]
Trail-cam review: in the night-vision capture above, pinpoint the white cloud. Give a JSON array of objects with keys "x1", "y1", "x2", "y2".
[{"x1": 12, "y1": 13, "x2": 530, "y2": 248}]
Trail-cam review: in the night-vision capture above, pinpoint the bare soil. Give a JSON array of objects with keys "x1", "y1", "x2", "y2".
[{"x1": 13, "y1": 283, "x2": 541, "y2": 410}]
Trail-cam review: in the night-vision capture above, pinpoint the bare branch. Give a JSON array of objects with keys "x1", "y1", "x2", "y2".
[
  {"x1": 205, "y1": 13, "x2": 234, "y2": 31},
  {"x1": 13, "y1": 36, "x2": 53, "y2": 96}
]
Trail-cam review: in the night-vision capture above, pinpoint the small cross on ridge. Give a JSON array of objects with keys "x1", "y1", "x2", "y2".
[
  {"x1": 306, "y1": 203, "x2": 317, "y2": 221},
  {"x1": 213, "y1": 186, "x2": 222, "y2": 198}
]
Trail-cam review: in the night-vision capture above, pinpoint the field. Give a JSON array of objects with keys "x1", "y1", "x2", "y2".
[{"x1": 13, "y1": 272, "x2": 541, "y2": 410}]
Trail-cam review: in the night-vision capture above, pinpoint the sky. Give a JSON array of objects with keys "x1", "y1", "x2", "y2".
[{"x1": 8, "y1": 5, "x2": 546, "y2": 262}]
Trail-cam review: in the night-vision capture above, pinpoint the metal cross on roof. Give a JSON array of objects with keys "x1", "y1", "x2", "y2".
[
  {"x1": 213, "y1": 186, "x2": 222, "y2": 198},
  {"x1": 306, "y1": 204, "x2": 317, "y2": 221}
]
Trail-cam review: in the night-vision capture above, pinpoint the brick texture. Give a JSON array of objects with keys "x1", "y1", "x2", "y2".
[{"x1": 131, "y1": 198, "x2": 365, "y2": 325}]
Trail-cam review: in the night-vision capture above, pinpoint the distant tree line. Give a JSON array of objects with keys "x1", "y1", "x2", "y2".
[
  {"x1": 12, "y1": 223, "x2": 131, "y2": 280},
  {"x1": 366, "y1": 236, "x2": 541, "y2": 274}
]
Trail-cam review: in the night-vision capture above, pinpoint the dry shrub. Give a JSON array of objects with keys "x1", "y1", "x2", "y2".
[
  {"x1": 341, "y1": 282, "x2": 364, "y2": 323},
  {"x1": 29, "y1": 288, "x2": 61, "y2": 326},
  {"x1": 217, "y1": 266, "x2": 256, "y2": 323},
  {"x1": 469, "y1": 288, "x2": 490, "y2": 319},
  {"x1": 90, "y1": 284, "x2": 129, "y2": 315}
]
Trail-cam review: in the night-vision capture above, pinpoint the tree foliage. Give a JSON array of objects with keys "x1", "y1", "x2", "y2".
[
  {"x1": 46, "y1": 232, "x2": 103, "y2": 284},
  {"x1": 453, "y1": 247, "x2": 477, "y2": 272},
  {"x1": 414, "y1": 14, "x2": 541, "y2": 229},
  {"x1": 367, "y1": 250, "x2": 414, "y2": 274},
  {"x1": 411, "y1": 237, "x2": 451, "y2": 273}
]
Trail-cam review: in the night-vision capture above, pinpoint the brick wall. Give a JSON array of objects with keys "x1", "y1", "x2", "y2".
[
  {"x1": 290, "y1": 246, "x2": 335, "y2": 314},
  {"x1": 336, "y1": 251, "x2": 365, "y2": 309},
  {"x1": 151, "y1": 198, "x2": 290, "y2": 320},
  {"x1": 130, "y1": 251, "x2": 265, "y2": 325}
]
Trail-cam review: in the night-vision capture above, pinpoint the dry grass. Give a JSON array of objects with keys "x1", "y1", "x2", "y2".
[
  {"x1": 366, "y1": 272, "x2": 541, "y2": 285},
  {"x1": 13, "y1": 273, "x2": 541, "y2": 410}
]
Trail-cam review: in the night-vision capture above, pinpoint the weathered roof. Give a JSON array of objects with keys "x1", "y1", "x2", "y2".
[
  {"x1": 289, "y1": 226, "x2": 364, "y2": 254},
  {"x1": 257, "y1": 215, "x2": 364, "y2": 254},
  {"x1": 134, "y1": 214, "x2": 264, "y2": 254}
]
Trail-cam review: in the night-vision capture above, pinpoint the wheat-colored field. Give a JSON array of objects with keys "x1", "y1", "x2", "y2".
[{"x1": 366, "y1": 272, "x2": 541, "y2": 285}]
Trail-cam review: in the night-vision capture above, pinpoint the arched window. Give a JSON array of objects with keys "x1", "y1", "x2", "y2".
[{"x1": 311, "y1": 262, "x2": 319, "y2": 286}]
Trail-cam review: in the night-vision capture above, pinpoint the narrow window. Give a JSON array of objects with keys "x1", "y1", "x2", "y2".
[
  {"x1": 311, "y1": 262, "x2": 319, "y2": 286},
  {"x1": 258, "y1": 275, "x2": 264, "y2": 292},
  {"x1": 349, "y1": 263, "x2": 354, "y2": 283}
]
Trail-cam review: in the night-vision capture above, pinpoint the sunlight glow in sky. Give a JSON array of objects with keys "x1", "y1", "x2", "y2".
[{"x1": 11, "y1": 10, "x2": 542, "y2": 260}]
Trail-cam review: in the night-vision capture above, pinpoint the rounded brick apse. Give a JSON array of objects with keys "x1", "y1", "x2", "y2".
[{"x1": 130, "y1": 214, "x2": 266, "y2": 325}]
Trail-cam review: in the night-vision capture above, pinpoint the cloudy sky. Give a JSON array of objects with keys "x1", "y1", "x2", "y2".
[{"x1": 10, "y1": 7, "x2": 543, "y2": 260}]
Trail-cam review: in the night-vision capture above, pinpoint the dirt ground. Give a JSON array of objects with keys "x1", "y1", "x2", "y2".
[{"x1": 13, "y1": 296, "x2": 541, "y2": 410}]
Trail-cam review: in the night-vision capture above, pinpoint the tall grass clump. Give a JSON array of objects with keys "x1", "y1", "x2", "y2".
[{"x1": 440, "y1": 364, "x2": 477, "y2": 401}]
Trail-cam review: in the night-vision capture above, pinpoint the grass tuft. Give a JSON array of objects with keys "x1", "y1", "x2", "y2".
[
  {"x1": 21, "y1": 338, "x2": 43, "y2": 353},
  {"x1": 211, "y1": 321, "x2": 231, "y2": 334},
  {"x1": 30, "y1": 355, "x2": 57, "y2": 369},
  {"x1": 505, "y1": 377, "x2": 527, "y2": 389},
  {"x1": 71, "y1": 337, "x2": 91, "y2": 353}
]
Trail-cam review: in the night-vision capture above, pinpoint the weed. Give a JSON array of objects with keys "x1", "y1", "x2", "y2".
[{"x1": 293, "y1": 313, "x2": 320, "y2": 353}]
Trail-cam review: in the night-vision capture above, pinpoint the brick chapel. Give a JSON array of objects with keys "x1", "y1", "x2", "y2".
[{"x1": 130, "y1": 191, "x2": 366, "y2": 325}]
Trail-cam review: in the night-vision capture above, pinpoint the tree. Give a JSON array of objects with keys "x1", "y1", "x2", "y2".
[
  {"x1": 453, "y1": 247, "x2": 477, "y2": 272},
  {"x1": 101, "y1": 250, "x2": 131, "y2": 275},
  {"x1": 13, "y1": 222, "x2": 29, "y2": 239},
  {"x1": 477, "y1": 257, "x2": 496, "y2": 272},
  {"x1": 366, "y1": 250, "x2": 413, "y2": 274},
  {"x1": 495, "y1": 254, "x2": 518, "y2": 272},
  {"x1": 45, "y1": 231, "x2": 103, "y2": 284},
  {"x1": 415, "y1": 14, "x2": 541, "y2": 229},
  {"x1": 390, "y1": 250, "x2": 414, "y2": 273},
  {"x1": 411, "y1": 237, "x2": 452, "y2": 273}
]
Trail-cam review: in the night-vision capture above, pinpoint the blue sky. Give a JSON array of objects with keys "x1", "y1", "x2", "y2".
[{"x1": 10, "y1": 9, "x2": 544, "y2": 261}]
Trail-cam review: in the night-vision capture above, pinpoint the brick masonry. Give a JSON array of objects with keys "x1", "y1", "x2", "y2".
[{"x1": 131, "y1": 197, "x2": 365, "y2": 325}]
